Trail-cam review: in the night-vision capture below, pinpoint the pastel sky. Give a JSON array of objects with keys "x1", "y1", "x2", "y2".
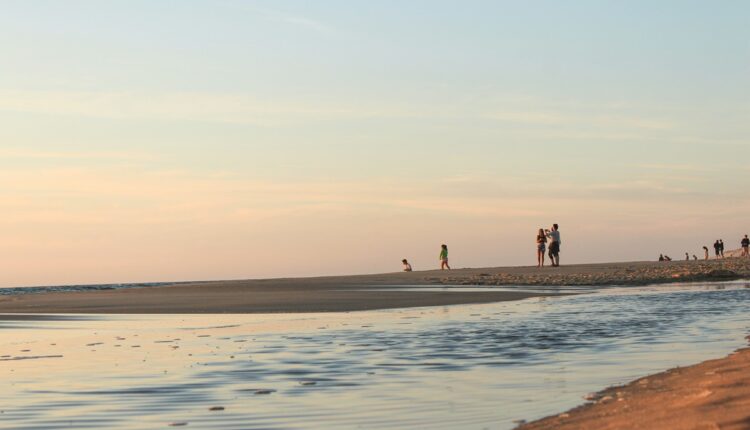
[{"x1": 1, "y1": 1, "x2": 748, "y2": 287}]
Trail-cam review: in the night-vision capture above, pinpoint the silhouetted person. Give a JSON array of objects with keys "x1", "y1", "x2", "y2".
[
  {"x1": 693, "y1": 254, "x2": 698, "y2": 261},
  {"x1": 703, "y1": 246, "x2": 709, "y2": 260},
  {"x1": 439, "y1": 244, "x2": 450, "y2": 270},
  {"x1": 713, "y1": 240, "x2": 721, "y2": 258},
  {"x1": 545, "y1": 224, "x2": 561, "y2": 267},
  {"x1": 536, "y1": 228, "x2": 547, "y2": 267},
  {"x1": 685, "y1": 252, "x2": 689, "y2": 261},
  {"x1": 742, "y1": 235, "x2": 749, "y2": 257},
  {"x1": 664, "y1": 255, "x2": 672, "y2": 261},
  {"x1": 719, "y1": 240, "x2": 725, "y2": 258},
  {"x1": 402, "y1": 259, "x2": 412, "y2": 272},
  {"x1": 659, "y1": 254, "x2": 665, "y2": 262}
]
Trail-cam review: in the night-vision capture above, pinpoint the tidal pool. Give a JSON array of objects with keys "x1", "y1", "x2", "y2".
[{"x1": 1, "y1": 281, "x2": 749, "y2": 429}]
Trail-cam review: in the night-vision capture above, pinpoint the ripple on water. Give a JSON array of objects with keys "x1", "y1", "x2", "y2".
[{"x1": 1, "y1": 283, "x2": 750, "y2": 429}]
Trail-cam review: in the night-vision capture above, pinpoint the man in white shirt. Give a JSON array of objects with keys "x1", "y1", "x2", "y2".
[{"x1": 545, "y1": 224, "x2": 561, "y2": 267}]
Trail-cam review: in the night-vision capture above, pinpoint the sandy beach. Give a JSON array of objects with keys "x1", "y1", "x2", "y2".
[
  {"x1": 2, "y1": 261, "x2": 749, "y2": 428},
  {"x1": 519, "y1": 347, "x2": 750, "y2": 430},
  {"x1": 0, "y1": 257, "x2": 748, "y2": 314}
]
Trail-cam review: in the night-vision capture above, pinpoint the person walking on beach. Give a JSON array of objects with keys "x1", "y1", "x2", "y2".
[
  {"x1": 713, "y1": 240, "x2": 721, "y2": 259},
  {"x1": 659, "y1": 254, "x2": 665, "y2": 262},
  {"x1": 685, "y1": 252, "x2": 690, "y2": 261},
  {"x1": 545, "y1": 224, "x2": 561, "y2": 267},
  {"x1": 741, "y1": 235, "x2": 749, "y2": 257},
  {"x1": 536, "y1": 228, "x2": 547, "y2": 267},
  {"x1": 719, "y1": 239, "x2": 725, "y2": 258},
  {"x1": 703, "y1": 246, "x2": 709, "y2": 260},
  {"x1": 439, "y1": 244, "x2": 450, "y2": 270},
  {"x1": 402, "y1": 259, "x2": 413, "y2": 272}
]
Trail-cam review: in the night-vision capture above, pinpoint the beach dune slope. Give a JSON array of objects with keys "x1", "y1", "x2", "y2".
[{"x1": 519, "y1": 348, "x2": 750, "y2": 430}]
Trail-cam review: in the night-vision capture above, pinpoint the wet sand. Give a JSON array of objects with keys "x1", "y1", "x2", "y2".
[
  {"x1": 519, "y1": 347, "x2": 750, "y2": 430},
  {"x1": 0, "y1": 258, "x2": 748, "y2": 313}
]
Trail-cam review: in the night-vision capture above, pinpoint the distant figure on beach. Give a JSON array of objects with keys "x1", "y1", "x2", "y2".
[
  {"x1": 544, "y1": 224, "x2": 561, "y2": 267},
  {"x1": 713, "y1": 240, "x2": 721, "y2": 258},
  {"x1": 536, "y1": 228, "x2": 547, "y2": 267},
  {"x1": 439, "y1": 244, "x2": 450, "y2": 270},
  {"x1": 685, "y1": 252, "x2": 689, "y2": 261},
  {"x1": 402, "y1": 259, "x2": 412, "y2": 272},
  {"x1": 693, "y1": 254, "x2": 698, "y2": 261},
  {"x1": 703, "y1": 246, "x2": 709, "y2": 260},
  {"x1": 664, "y1": 255, "x2": 672, "y2": 261},
  {"x1": 719, "y1": 239, "x2": 725, "y2": 258},
  {"x1": 659, "y1": 254, "x2": 665, "y2": 262},
  {"x1": 741, "y1": 235, "x2": 749, "y2": 257}
]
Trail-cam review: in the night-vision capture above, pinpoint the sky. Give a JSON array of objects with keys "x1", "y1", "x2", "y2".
[{"x1": 1, "y1": 0, "x2": 748, "y2": 287}]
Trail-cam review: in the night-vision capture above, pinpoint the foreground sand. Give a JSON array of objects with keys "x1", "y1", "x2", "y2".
[
  {"x1": 519, "y1": 347, "x2": 750, "y2": 430},
  {"x1": 0, "y1": 258, "x2": 748, "y2": 314}
]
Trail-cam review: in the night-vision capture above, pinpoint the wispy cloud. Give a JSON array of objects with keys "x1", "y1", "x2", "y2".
[
  {"x1": 264, "y1": 10, "x2": 334, "y2": 34},
  {"x1": 586, "y1": 179, "x2": 691, "y2": 195},
  {"x1": 1, "y1": 90, "x2": 746, "y2": 151},
  {"x1": 636, "y1": 163, "x2": 714, "y2": 172},
  {"x1": 0, "y1": 90, "x2": 408, "y2": 125},
  {"x1": 0, "y1": 89, "x2": 671, "y2": 131},
  {"x1": 221, "y1": 1, "x2": 335, "y2": 34},
  {"x1": 0, "y1": 167, "x2": 509, "y2": 226},
  {"x1": 485, "y1": 110, "x2": 674, "y2": 130},
  {"x1": 0, "y1": 148, "x2": 155, "y2": 161}
]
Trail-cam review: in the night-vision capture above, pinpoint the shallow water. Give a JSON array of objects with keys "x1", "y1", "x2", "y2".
[
  {"x1": 0, "y1": 282, "x2": 174, "y2": 296},
  {"x1": 355, "y1": 284, "x2": 596, "y2": 294},
  {"x1": 1, "y1": 281, "x2": 750, "y2": 429}
]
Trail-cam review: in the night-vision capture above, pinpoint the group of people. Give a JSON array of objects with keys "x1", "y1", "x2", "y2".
[
  {"x1": 401, "y1": 225, "x2": 563, "y2": 272},
  {"x1": 658, "y1": 234, "x2": 750, "y2": 262},
  {"x1": 401, "y1": 244, "x2": 450, "y2": 272},
  {"x1": 401, "y1": 228, "x2": 746, "y2": 273}
]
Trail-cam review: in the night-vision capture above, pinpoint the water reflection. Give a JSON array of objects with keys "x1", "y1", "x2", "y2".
[{"x1": 1, "y1": 282, "x2": 749, "y2": 429}]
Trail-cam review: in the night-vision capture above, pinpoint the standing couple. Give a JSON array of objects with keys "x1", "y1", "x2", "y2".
[
  {"x1": 536, "y1": 224, "x2": 561, "y2": 267},
  {"x1": 713, "y1": 240, "x2": 724, "y2": 259}
]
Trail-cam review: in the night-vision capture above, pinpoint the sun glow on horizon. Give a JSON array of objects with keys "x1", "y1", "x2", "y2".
[{"x1": 1, "y1": 0, "x2": 748, "y2": 286}]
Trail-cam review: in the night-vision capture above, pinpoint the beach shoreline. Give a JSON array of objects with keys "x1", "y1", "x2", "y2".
[
  {"x1": 2, "y1": 261, "x2": 749, "y2": 429},
  {"x1": 518, "y1": 347, "x2": 750, "y2": 430},
  {"x1": 0, "y1": 258, "x2": 747, "y2": 314}
]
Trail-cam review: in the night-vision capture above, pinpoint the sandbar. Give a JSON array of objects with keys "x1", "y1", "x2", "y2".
[{"x1": 0, "y1": 258, "x2": 747, "y2": 314}]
